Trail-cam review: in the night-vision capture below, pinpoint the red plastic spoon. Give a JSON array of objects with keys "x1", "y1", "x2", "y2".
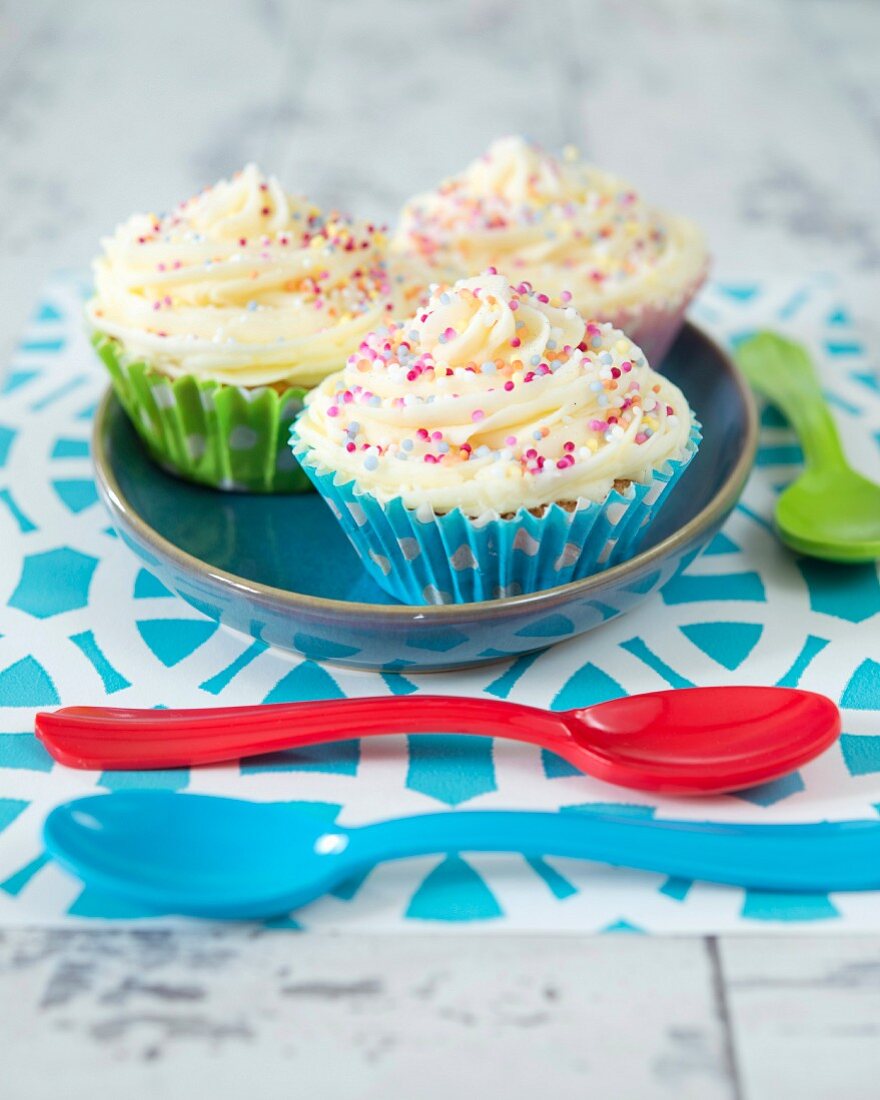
[{"x1": 35, "y1": 687, "x2": 840, "y2": 796}]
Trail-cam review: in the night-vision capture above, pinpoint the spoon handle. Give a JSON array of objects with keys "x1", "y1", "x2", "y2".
[
  {"x1": 35, "y1": 695, "x2": 570, "y2": 769},
  {"x1": 736, "y1": 332, "x2": 848, "y2": 470},
  {"x1": 351, "y1": 811, "x2": 880, "y2": 892}
]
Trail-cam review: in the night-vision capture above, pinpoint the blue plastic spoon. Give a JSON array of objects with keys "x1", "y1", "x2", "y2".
[{"x1": 43, "y1": 792, "x2": 880, "y2": 919}]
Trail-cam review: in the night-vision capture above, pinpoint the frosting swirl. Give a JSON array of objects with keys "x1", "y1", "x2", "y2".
[
  {"x1": 293, "y1": 273, "x2": 693, "y2": 515},
  {"x1": 392, "y1": 136, "x2": 708, "y2": 316},
  {"x1": 88, "y1": 164, "x2": 395, "y2": 388}
]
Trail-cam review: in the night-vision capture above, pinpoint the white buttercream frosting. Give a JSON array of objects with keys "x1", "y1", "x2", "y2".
[
  {"x1": 88, "y1": 164, "x2": 395, "y2": 388},
  {"x1": 293, "y1": 272, "x2": 694, "y2": 515},
  {"x1": 392, "y1": 136, "x2": 708, "y2": 318}
]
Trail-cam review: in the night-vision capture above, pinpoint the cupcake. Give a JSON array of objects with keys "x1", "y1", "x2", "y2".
[
  {"x1": 391, "y1": 136, "x2": 709, "y2": 365},
  {"x1": 88, "y1": 164, "x2": 396, "y2": 492},
  {"x1": 291, "y1": 272, "x2": 699, "y2": 605}
]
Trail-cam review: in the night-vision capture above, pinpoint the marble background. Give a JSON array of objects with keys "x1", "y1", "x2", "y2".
[{"x1": 2, "y1": 1, "x2": 880, "y2": 1097}]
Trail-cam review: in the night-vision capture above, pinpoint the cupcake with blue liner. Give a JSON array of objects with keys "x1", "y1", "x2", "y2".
[
  {"x1": 291, "y1": 271, "x2": 699, "y2": 605},
  {"x1": 87, "y1": 164, "x2": 396, "y2": 493}
]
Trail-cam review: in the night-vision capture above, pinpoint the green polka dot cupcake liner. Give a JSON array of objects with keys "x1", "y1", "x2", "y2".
[
  {"x1": 93, "y1": 333, "x2": 313, "y2": 493},
  {"x1": 291, "y1": 420, "x2": 701, "y2": 605}
]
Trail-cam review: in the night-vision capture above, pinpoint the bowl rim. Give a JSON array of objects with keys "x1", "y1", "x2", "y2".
[{"x1": 93, "y1": 321, "x2": 758, "y2": 624}]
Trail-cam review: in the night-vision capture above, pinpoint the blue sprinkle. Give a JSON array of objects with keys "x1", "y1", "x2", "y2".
[
  {"x1": 402, "y1": 438, "x2": 414, "y2": 451},
  {"x1": 481, "y1": 361, "x2": 496, "y2": 373},
  {"x1": 547, "y1": 340, "x2": 557, "y2": 350},
  {"x1": 437, "y1": 442, "x2": 450, "y2": 453},
  {"x1": 364, "y1": 454, "x2": 379, "y2": 471},
  {"x1": 591, "y1": 335, "x2": 603, "y2": 348},
  {"x1": 246, "y1": 300, "x2": 258, "y2": 311},
  {"x1": 409, "y1": 330, "x2": 419, "y2": 341},
  {"x1": 440, "y1": 292, "x2": 451, "y2": 305},
  {"x1": 590, "y1": 380, "x2": 603, "y2": 392},
  {"x1": 533, "y1": 430, "x2": 542, "y2": 441},
  {"x1": 530, "y1": 355, "x2": 541, "y2": 366}
]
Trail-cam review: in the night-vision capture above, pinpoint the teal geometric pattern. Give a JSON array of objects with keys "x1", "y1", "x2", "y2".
[{"x1": 0, "y1": 273, "x2": 879, "y2": 933}]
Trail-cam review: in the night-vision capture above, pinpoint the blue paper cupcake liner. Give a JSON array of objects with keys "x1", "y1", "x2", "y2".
[{"x1": 291, "y1": 420, "x2": 701, "y2": 605}]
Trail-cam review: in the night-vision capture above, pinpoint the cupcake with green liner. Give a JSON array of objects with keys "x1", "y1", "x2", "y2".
[
  {"x1": 87, "y1": 164, "x2": 396, "y2": 492},
  {"x1": 291, "y1": 271, "x2": 700, "y2": 605},
  {"x1": 392, "y1": 136, "x2": 709, "y2": 365}
]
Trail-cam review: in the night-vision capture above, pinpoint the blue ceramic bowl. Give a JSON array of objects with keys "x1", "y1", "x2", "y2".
[{"x1": 93, "y1": 322, "x2": 757, "y2": 672}]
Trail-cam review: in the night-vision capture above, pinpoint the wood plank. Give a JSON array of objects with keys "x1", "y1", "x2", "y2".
[
  {"x1": 0, "y1": 929, "x2": 735, "y2": 1100},
  {"x1": 720, "y1": 936, "x2": 880, "y2": 1100}
]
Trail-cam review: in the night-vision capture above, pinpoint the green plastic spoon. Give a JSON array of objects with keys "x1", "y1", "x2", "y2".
[{"x1": 736, "y1": 332, "x2": 880, "y2": 563}]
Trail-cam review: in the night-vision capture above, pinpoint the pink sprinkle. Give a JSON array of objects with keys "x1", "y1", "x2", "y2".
[
  {"x1": 417, "y1": 428, "x2": 429, "y2": 440},
  {"x1": 509, "y1": 299, "x2": 519, "y2": 311},
  {"x1": 487, "y1": 266, "x2": 497, "y2": 275},
  {"x1": 536, "y1": 293, "x2": 549, "y2": 303},
  {"x1": 564, "y1": 441, "x2": 575, "y2": 452},
  {"x1": 635, "y1": 433, "x2": 647, "y2": 445},
  {"x1": 560, "y1": 290, "x2": 572, "y2": 303},
  {"x1": 510, "y1": 337, "x2": 521, "y2": 348},
  {"x1": 505, "y1": 435, "x2": 517, "y2": 446},
  {"x1": 504, "y1": 380, "x2": 515, "y2": 392},
  {"x1": 556, "y1": 455, "x2": 575, "y2": 470},
  {"x1": 431, "y1": 430, "x2": 443, "y2": 440},
  {"x1": 326, "y1": 406, "x2": 339, "y2": 418},
  {"x1": 667, "y1": 405, "x2": 675, "y2": 415},
  {"x1": 471, "y1": 409, "x2": 485, "y2": 422},
  {"x1": 589, "y1": 419, "x2": 606, "y2": 432},
  {"x1": 345, "y1": 441, "x2": 356, "y2": 452}
]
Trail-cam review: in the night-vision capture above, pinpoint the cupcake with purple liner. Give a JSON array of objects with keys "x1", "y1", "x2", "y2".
[
  {"x1": 392, "y1": 136, "x2": 709, "y2": 365},
  {"x1": 291, "y1": 271, "x2": 699, "y2": 605}
]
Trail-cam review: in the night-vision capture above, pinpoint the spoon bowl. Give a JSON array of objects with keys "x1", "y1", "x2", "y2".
[
  {"x1": 45, "y1": 792, "x2": 348, "y2": 918},
  {"x1": 561, "y1": 685, "x2": 838, "y2": 790},
  {"x1": 776, "y1": 468, "x2": 880, "y2": 563}
]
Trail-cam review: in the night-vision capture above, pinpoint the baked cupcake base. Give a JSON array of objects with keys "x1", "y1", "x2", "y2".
[
  {"x1": 291, "y1": 420, "x2": 700, "y2": 605},
  {"x1": 95, "y1": 333, "x2": 312, "y2": 494}
]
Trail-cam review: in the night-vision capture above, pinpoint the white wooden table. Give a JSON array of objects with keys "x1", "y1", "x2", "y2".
[{"x1": 2, "y1": 2, "x2": 880, "y2": 1096}]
